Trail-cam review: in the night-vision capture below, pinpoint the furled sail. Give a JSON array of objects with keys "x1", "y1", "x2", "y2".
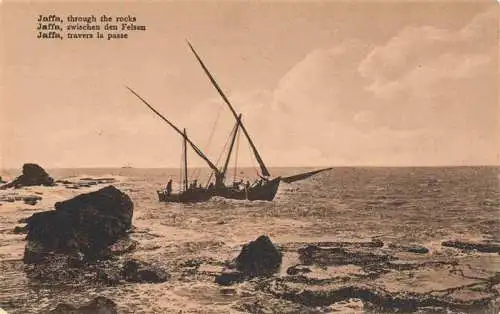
[{"x1": 186, "y1": 41, "x2": 271, "y2": 177}]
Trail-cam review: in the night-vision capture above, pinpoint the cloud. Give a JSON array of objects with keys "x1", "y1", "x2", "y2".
[{"x1": 259, "y1": 7, "x2": 498, "y2": 166}]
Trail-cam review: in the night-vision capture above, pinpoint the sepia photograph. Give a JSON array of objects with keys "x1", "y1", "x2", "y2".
[{"x1": 0, "y1": 0, "x2": 499, "y2": 313}]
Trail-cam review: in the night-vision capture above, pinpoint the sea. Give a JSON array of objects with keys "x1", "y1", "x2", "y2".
[{"x1": 0, "y1": 166, "x2": 498, "y2": 313}]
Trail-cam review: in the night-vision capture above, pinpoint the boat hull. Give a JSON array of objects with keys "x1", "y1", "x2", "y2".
[
  {"x1": 215, "y1": 177, "x2": 281, "y2": 201},
  {"x1": 157, "y1": 177, "x2": 281, "y2": 203},
  {"x1": 157, "y1": 189, "x2": 212, "y2": 203}
]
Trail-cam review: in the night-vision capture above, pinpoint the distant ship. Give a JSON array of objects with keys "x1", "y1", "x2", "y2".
[{"x1": 127, "y1": 41, "x2": 332, "y2": 203}]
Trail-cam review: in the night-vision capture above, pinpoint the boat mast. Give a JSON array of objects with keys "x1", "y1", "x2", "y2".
[
  {"x1": 221, "y1": 114, "x2": 242, "y2": 182},
  {"x1": 186, "y1": 41, "x2": 271, "y2": 177},
  {"x1": 126, "y1": 86, "x2": 223, "y2": 183},
  {"x1": 183, "y1": 128, "x2": 188, "y2": 191}
]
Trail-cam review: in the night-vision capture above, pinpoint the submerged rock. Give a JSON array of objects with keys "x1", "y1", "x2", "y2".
[
  {"x1": 215, "y1": 270, "x2": 246, "y2": 286},
  {"x1": 286, "y1": 265, "x2": 312, "y2": 276},
  {"x1": 49, "y1": 296, "x2": 118, "y2": 314},
  {"x1": 235, "y1": 235, "x2": 282, "y2": 277},
  {"x1": 442, "y1": 240, "x2": 500, "y2": 253},
  {"x1": 0, "y1": 163, "x2": 55, "y2": 189},
  {"x1": 388, "y1": 243, "x2": 429, "y2": 254},
  {"x1": 13, "y1": 225, "x2": 28, "y2": 234},
  {"x1": 23, "y1": 195, "x2": 42, "y2": 206},
  {"x1": 122, "y1": 259, "x2": 170, "y2": 283},
  {"x1": 0, "y1": 194, "x2": 42, "y2": 204},
  {"x1": 23, "y1": 185, "x2": 134, "y2": 263},
  {"x1": 298, "y1": 245, "x2": 393, "y2": 267}
]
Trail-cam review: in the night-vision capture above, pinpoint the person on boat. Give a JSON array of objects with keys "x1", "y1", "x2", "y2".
[
  {"x1": 208, "y1": 182, "x2": 215, "y2": 191},
  {"x1": 198, "y1": 183, "x2": 202, "y2": 190},
  {"x1": 189, "y1": 179, "x2": 198, "y2": 190},
  {"x1": 166, "y1": 179, "x2": 173, "y2": 196},
  {"x1": 251, "y1": 179, "x2": 260, "y2": 188},
  {"x1": 245, "y1": 180, "x2": 250, "y2": 190}
]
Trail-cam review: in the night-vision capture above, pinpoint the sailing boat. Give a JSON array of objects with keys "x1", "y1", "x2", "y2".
[
  {"x1": 126, "y1": 87, "x2": 217, "y2": 203},
  {"x1": 156, "y1": 128, "x2": 213, "y2": 203},
  {"x1": 126, "y1": 43, "x2": 332, "y2": 202},
  {"x1": 126, "y1": 86, "x2": 280, "y2": 201},
  {"x1": 186, "y1": 42, "x2": 329, "y2": 200},
  {"x1": 186, "y1": 42, "x2": 282, "y2": 201}
]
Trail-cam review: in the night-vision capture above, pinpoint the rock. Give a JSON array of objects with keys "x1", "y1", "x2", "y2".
[
  {"x1": 235, "y1": 235, "x2": 282, "y2": 277},
  {"x1": 96, "y1": 267, "x2": 122, "y2": 286},
  {"x1": 215, "y1": 270, "x2": 246, "y2": 286},
  {"x1": 23, "y1": 195, "x2": 42, "y2": 206},
  {"x1": 220, "y1": 288, "x2": 237, "y2": 295},
  {"x1": 268, "y1": 278, "x2": 495, "y2": 312},
  {"x1": 214, "y1": 236, "x2": 282, "y2": 286},
  {"x1": 23, "y1": 186, "x2": 133, "y2": 263},
  {"x1": 286, "y1": 265, "x2": 312, "y2": 276},
  {"x1": 442, "y1": 240, "x2": 500, "y2": 253},
  {"x1": 0, "y1": 163, "x2": 55, "y2": 189},
  {"x1": 405, "y1": 246, "x2": 429, "y2": 254},
  {"x1": 298, "y1": 239, "x2": 384, "y2": 249},
  {"x1": 388, "y1": 243, "x2": 429, "y2": 254},
  {"x1": 108, "y1": 238, "x2": 138, "y2": 255},
  {"x1": 26, "y1": 254, "x2": 86, "y2": 282},
  {"x1": 49, "y1": 296, "x2": 118, "y2": 314},
  {"x1": 122, "y1": 259, "x2": 170, "y2": 283},
  {"x1": 13, "y1": 225, "x2": 28, "y2": 234},
  {"x1": 298, "y1": 245, "x2": 394, "y2": 267},
  {"x1": 56, "y1": 179, "x2": 74, "y2": 184},
  {"x1": 181, "y1": 259, "x2": 203, "y2": 268}
]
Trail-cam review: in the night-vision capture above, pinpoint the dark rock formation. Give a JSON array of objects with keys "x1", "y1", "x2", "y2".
[
  {"x1": 122, "y1": 259, "x2": 170, "y2": 283},
  {"x1": 0, "y1": 194, "x2": 42, "y2": 204},
  {"x1": 289, "y1": 239, "x2": 384, "y2": 249},
  {"x1": 235, "y1": 235, "x2": 282, "y2": 277},
  {"x1": 23, "y1": 195, "x2": 42, "y2": 205},
  {"x1": 214, "y1": 235, "x2": 282, "y2": 286},
  {"x1": 442, "y1": 240, "x2": 500, "y2": 253},
  {"x1": 0, "y1": 163, "x2": 54, "y2": 189},
  {"x1": 13, "y1": 225, "x2": 28, "y2": 234},
  {"x1": 388, "y1": 243, "x2": 429, "y2": 254},
  {"x1": 48, "y1": 296, "x2": 118, "y2": 314},
  {"x1": 23, "y1": 185, "x2": 133, "y2": 263},
  {"x1": 268, "y1": 280, "x2": 495, "y2": 312},
  {"x1": 298, "y1": 245, "x2": 394, "y2": 267},
  {"x1": 57, "y1": 178, "x2": 118, "y2": 190},
  {"x1": 215, "y1": 270, "x2": 246, "y2": 286}
]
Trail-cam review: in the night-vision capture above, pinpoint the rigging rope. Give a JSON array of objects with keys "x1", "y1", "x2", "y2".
[
  {"x1": 204, "y1": 104, "x2": 223, "y2": 155},
  {"x1": 246, "y1": 134, "x2": 261, "y2": 177},
  {"x1": 192, "y1": 103, "x2": 223, "y2": 182}
]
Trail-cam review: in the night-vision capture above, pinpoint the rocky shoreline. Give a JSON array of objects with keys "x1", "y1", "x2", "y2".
[{"x1": 0, "y1": 165, "x2": 498, "y2": 313}]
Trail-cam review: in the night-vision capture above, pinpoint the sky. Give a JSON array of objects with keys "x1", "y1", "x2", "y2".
[{"x1": 1, "y1": 1, "x2": 498, "y2": 168}]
